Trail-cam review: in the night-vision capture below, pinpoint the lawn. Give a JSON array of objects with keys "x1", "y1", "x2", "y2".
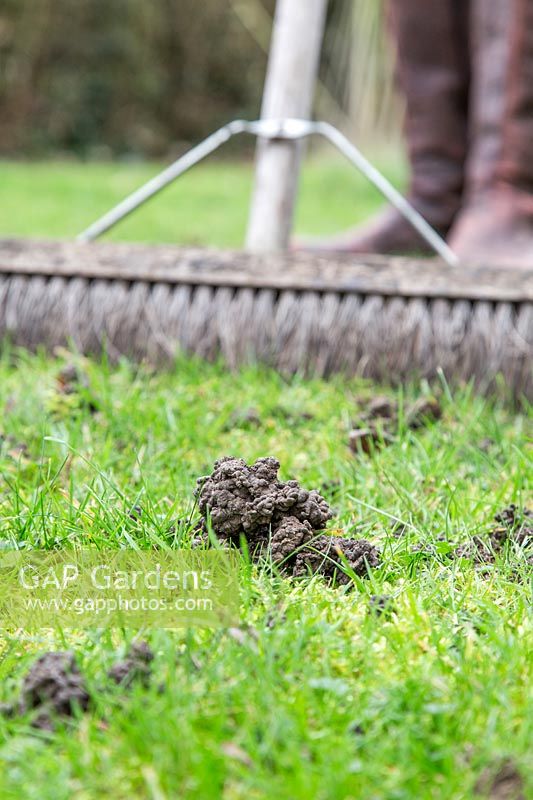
[
  {"x1": 0, "y1": 150, "x2": 404, "y2": 246},
  {"x1": 0, "y1": 159, "x2": 531, "y2": 800}
]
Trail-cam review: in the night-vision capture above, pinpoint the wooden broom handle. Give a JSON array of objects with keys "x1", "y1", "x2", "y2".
[{"x1": 246, "y1": 0, "x2": 328, "y2": 253}]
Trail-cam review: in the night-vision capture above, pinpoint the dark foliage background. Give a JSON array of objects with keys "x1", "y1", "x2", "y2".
[
  {"x1": 0, "y1": 0, "x2": 393, "y2": 158},
  {"x1": 0, "y1": 0, "x2": 277, "y2": 157}
]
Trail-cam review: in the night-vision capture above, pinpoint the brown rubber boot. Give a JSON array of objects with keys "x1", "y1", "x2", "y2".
[
  {"x1": 301, "y1": 0, "x2": 470, "y2": 256},
  {"x1": 450, "y1": 0, "x2": 533, "y2": 267}
]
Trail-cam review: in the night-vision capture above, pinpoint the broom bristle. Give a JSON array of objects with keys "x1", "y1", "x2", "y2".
[
  {"x1": 0, "y1": 282, "x2": 530, "y2": 400},
  {"x1": 0, "y1": 239, "x2": 531, "y2": 400}
]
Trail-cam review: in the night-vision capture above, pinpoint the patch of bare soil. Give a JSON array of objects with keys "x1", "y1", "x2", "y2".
[
  {"x1": 1, "y1": 652, "x2": 91, "y2": 731},
  {"x1": 475, "y1": 759, "x2": 525, "y2": 800},
  {"x1": 107, "y1": 641, "x2": 154, "y2": 688},
  {"x1": 2, "y1": 642, "x2": 154, "y2": 731},
  {"x1": 363, "y1": 396, "x2": 398, "y2": 422},
  {"x1": 348, "y1": 427, "x2": 393, "y2": 455},
  {"x1": 405, "y1": 397, "x2": 442, "y2": 429},
  {"x1": 195, "y1": 456, "x2": 380, "y2": 584},
  {"x1": 349, "y1": 395, "x2": 442, "y2": 455},
  {"x1": 455, "y1": 505, "x2": 532, "y2": 565},
  {"x1": 292, "y1": 535, "x2": 380, "y2": 584}
]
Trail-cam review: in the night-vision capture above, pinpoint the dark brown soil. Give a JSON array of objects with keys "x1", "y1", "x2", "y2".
[
  {"x1": 128, "y1": 505, "x2": 143, "y2": 521},
  {"x1": 350, "y1": 395, "x2": 442, "y2": 456},
  {"x1": 292, "y1": 535, "x2": 380, "y2": 584},
  {"x1": 368, "y1": 594, "x2": 394, "y2": 617},
  {"x1": 320, "y1": 479, "x2": 342, "y2": 495},
  {"x1": 14, "y1": 652, "x2": 91, "y2": 731},
  {"x1": 268, "y1": 516, "x2": 314, "y2": 564},
  {"x1": 405, "y1": 397, "x2": 442, "y2": 429},
  {"x1": 361, "y1": 396, "x2": 397, "y2": 422},
  {"x1": 348, "y1": 428, "x2": 388, "y2": 455},
  {"x1": 1, "y1": 642, "x2": 156, "y2": 731},
  {"x1": 494, "y1": 504, "x2": 532, "y2": 533},
  {"x1": 195, "y1": 456, "x2": 380, "y2": 584},
  {"x1": 455, "y1": 505, "x2": 532, "y2": 565},
  {"x1": 358, "y1": 395, "x2": 442, "y2": 429},
  {"x1": 196, "y1": 456, "x2": 333, "y2": 545},
  {"x1": 475, "y1": 759, "x2": 525, "y2": 799},
  {"x1": 108, "y1": 641, "x2": 154, "y2": 688}
]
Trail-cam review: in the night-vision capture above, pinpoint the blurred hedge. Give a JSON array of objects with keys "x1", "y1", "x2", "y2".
[
  {"x1": 0, "y1": 0, "x2": 395, "y2": 158},
  {"x1": 0, "y1": 0, "x2": 277, "y2": 157}
]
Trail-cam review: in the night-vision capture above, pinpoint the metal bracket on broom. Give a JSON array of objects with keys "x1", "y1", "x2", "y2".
[{"x1": 78, "y1": 117, "x2": 458, "y2": 268}]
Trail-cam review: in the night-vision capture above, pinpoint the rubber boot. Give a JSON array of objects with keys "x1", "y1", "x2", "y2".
[
  {"x1": 301, "y1": 0, "x2": 470, "y2": 256},
  {"x1": 449, "y1": 0, "x2": 533, "y2": 267}
]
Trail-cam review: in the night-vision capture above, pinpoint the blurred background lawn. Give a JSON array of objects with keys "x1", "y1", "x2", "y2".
[{"x1": 0, "y1": 152, "x2": 405, "y2": 246}]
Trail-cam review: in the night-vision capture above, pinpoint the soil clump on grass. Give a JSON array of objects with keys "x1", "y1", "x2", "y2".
[
  {"x1": 474, "y1": 758, "x2": 525, "y2": 799},
  {"x1": 195, "y1": 456, "x2": 380, "y2": 584},
  {"x1": 107, "y1": 641, "x2": 154, "y2": 688},
  {"x1": 455, "y1": 505, "x2": 532, "y2": 565},
  {"x1": 349, "y1": 395, "x2": 442, "y2": 455},
  {"x1": 1, "y1": 652, "x2": 91, "y2": 731},
  {"x1": 2, "y1": 641, "x2": 155, "y2": 730},
  {"x1": 292, "y1": 535, "x2": 380, "y2": 583}
]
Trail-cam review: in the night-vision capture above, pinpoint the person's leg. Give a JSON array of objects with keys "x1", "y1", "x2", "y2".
[
  {"x1": 449, "y1": 0, "x2": 533, "y2": 266},
  {"x1": 301, "y1": 0, "x2": 470, "y2": 256}
]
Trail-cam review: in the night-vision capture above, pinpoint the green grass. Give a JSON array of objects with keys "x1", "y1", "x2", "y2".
[
  {"x1": 0, "y1": 159, "x2": 531, "y2": 799},
  {"x1": 0, "y1": 352, "x2": 531, "y2": 800},
  {"x1": 0, "y1": 151, "x2": 404, "y2": 246}
]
